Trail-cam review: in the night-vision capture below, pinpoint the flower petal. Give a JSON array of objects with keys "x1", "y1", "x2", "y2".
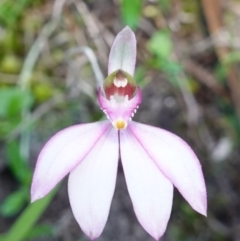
[
  {"x1": 120, "y1": 129, "x2": 173, "y2": 240},
  {"x1": 108, "y1": 26, "x2": 136, "y2": 76},
  {"x1": 68, "y1": 127, "x2": 119, "y2": 240},
  {"x1": 31, "y1": 121, "x2": 111, "y2": 202},
  {"x1": 129, "y1": 122, "x2": 207, "y2": 216}
]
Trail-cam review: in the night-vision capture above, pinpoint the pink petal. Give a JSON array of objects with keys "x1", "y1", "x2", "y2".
[
  {"x1": 68, "y1": 127, "x2": 119, "y2": 240},
  {"x1": 98, "y1": 87, "x2": 142, "y2": 125},
  {"x1": 120, "y1": 129, "x2": 173, "y2": 240},
  {"x1": 129, "y1": 122, "x2": 207, "y2": 216},
  {"x1": 31, "y1": 121, "x2": 111, "y2": 202},
  {"x1": 108, "y1": 26, "x2": 136, "y2": 76}
]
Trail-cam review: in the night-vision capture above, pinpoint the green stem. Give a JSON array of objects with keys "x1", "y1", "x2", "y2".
[{"x1": 1, "y1": 187, "x2": 59, "y2": 241}]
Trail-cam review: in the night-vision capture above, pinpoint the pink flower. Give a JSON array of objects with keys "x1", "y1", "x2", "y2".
[{"x1": 31, "y1": 27, "x2": 207, "y2": 240}]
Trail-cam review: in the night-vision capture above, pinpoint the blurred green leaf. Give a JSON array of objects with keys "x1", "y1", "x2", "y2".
[
  {"x1": 0, "y1": 87, "x2": 33, "y2": 118},
  {"x1": 147, "y1": 31, "x2": 173, "y2": 59},
  {"x1": 6, "y1": 141, "x2": 32, "y2": 186},
  {"x1": 147, "y1": 31, "x2": 184, "y2": 87},
  {"x1": 0, "y1": 86, "x2": 34, "y2": 138},
  {"x1": 25, "y1": 224, "x2": 53, "y2": 240},
  {"x1": 0, "y1": 119, "x2": 20, "y2": 137},
  {"x1": 135, "y1": 66, "x2": 148, "y2": 88},
  {"x1": 162, "y1": 59, "x2": 182, "y2": 75},
  {"x1": 222, "y1": 51, "x2": 240, "y2": 65},
  {"x1": 0, "y1": 0, "x2": 31, "y2": 27},
  {"x1": 0, "y1": 234, "x2": 5, "y2": 240},
  {"x1": 215, "y1": 62, "x2": 228, "y2": 85},
  {"x1": 0, "y1": 188, "x2": 28, "y2": 217},
  {"x1": 2, "y1": 187, "x2": 58, "y2": 241},
  {"x1": 226, "y1": 113, "x2": 240, "y2": 140},
  {"x1": 121, "y1": 0, "x2": 142, "y2": 29}
]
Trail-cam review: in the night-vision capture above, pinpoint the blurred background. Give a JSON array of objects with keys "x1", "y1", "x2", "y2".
[{"x1": 0, "y1": 0, "x2": 240, "y2": 240}]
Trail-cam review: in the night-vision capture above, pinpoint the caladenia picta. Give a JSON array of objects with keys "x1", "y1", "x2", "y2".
[{"x1": 31, "y1": 27, "x2": 207, "y2": 240}]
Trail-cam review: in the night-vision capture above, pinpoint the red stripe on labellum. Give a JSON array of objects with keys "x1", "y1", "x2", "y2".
[
  {"x1": 104, "y1": 70, "x2": 137, "y2": 100},
  {"x1": 104, "y1": 83, "x2": 136, "y2": 100}
]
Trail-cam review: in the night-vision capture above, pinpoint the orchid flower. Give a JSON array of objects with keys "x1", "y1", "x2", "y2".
[{"x1": 31, "y1": 27, "x2": 207, "y2": 240}]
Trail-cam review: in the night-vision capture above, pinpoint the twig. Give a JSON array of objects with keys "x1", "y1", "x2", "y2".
[
  {"x1": 92, "y1": 19, "x2": 115, "y2": 47},
  {"x1": 17, "y1": 0, "x2": 68, "y2": 159},
  {"x1": 73, "y1": 0, "x2": 108, "y2": 65},
  {"x1": 201, "y1": 0, "x2": 240, "y2": 120},
  {"x1": 183, "y1": 59, "x2": 227, "y2": 96},
  {"x1": 18, "y1": 0, "x2": 67, "y2": 90},
  {"x1": 52, "y1": 0, "x2": 68, "y2": 20},
  {"x1": 188, "y1": 24, "x2": 240, "y2": 55},
  {"x1": 174, "y1": 69, "x2": 201, "y2": 125},
  {"x1": 65, "y1": 54, "x2": 95, "y2": 98},
  {"x1": 66, "y1": 46, "x2": 104, "y2": 89},
  {"x1": 8, "y1": 47, "x2": 104, "y2": 141},
  {"x1": 7, "y1": 94, "x2": 65, "y2": 141},
  {"x1": 173, "y1": 41, "x2": 216, "y2": 151}
]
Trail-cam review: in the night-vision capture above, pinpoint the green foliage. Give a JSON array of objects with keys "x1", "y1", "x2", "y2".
[
  {"x1": 147, "y1": 30, "x2": 182, "y2": 86},
  {"x1": 0, "y1": 188, "x2": 28, "y2": 217},
  {"x1": 134, "y1": 66, "x2": 148, "y2": 88},
  {"x1": 147, "y1": 30, "x2": 173, "y2": 59},
  {"x1": 215, "y1": 62, "x2": 228, "y2": 85},
  {"x1": 0, "y1": 88, "x2": 33, "y2": 219},
  {"x1": 0, "y1": 87, "x2": 34, "y2": 137},
  {"x1": 24, "y1": 224, "x2": 53, "y2": 240},
  {"x1": 0, "y1": 140, "x2": 32, "y2": 218},
  {"x1": 0, "y1": 0, "x2": 31, "y2": 27},
  {"x1": 2, "y1": 188, "x2": 58, "y2": 241},
  {"x1": 226, "y1": 110, "x2": 240, "y2": 139},
  {"x1": 0, "y1": 87, "x2": 33, "y2": 118},
  {"x1": 215, "y1": 51, "x2": 240, "y2": 85},
  {"x1": 222, "y1": 51, "x2": 240, "y2": 65},
  {"x1": 121, "y1": 0, "x2": 142, "y2": 29},
  {"x1": 6, "y1": 141, "x2": 32, "y2": 186}
]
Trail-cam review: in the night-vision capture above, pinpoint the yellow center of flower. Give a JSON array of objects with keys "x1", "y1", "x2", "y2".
[{"x1": 113, "y1": 119, "x2": 127, "y2": 130}]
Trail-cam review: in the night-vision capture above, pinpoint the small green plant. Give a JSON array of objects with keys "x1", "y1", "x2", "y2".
[{"x1": 120, "y1": 0, "x2": 142, "y2": 29}]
